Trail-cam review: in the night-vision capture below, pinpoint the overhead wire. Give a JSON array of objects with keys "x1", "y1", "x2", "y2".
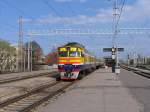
[
  {"x1": 41, "y1": 0, "x2": 75, "y2": 37},
  {"x1": 40, "y1": 0, "x2": 66, "y2": 49},
  {"x1": 42, "y1": 0, "x2": 63, "y2": 18},
  {"x1": 116, "y1": 0, "x2": 126, "y2": 28},
  {"x1": 0, "y1": 0, "x2": 35, "y2": 32},
  {"x1": 0, "y1": 0, "x2": 34, "y2": 19},
  {"x1": 41, "y1": 0, "x2": 95, "y2": 48},
  {"x1": 42, "y1": 0, "x2": 82, "y2": 26},
  {"x1": 0, "y1": 0, "x2": 36, "y2": 35},
  {"x1": 65, "y1": 3, "x2": 77, "y2": 16},
  {"x1": 41, "y1": 0, "x2": 70, "y2": 32}
]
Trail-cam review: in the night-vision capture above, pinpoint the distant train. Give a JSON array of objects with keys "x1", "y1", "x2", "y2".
[{"x1": 57, "y1": 42, "x2": 101, "y2": 80}]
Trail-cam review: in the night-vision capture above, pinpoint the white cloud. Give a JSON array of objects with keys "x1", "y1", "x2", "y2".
[
  {"x1": 33, "y1": 0, "x2": 150, "y2": 25},
  {"x1": 121, "y1": 0, "x2": 150, "y2": 22},
  {"x1": 35, "y1": 8, "x2": 113, "y2": 25}
]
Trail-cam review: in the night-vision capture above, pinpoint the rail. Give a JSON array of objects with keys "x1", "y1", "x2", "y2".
[
  {"x1": 0, "y1": 67, "x2": 99, "y2": 112},
  {"x1": 0, "y1": 71, "x2": 59, "y2": 84},
  {"x1": 121, "y1": 65, "x2": 150, "y2": 78}
]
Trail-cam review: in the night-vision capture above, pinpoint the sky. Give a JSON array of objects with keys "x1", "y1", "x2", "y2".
[{"x1": 0, "y1": 0, "x2": 150, "y2": 59}]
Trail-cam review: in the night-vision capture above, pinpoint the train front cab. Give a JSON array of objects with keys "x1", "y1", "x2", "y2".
[{"x1": 58, "y1": 47, "x2": 84, "y2": 80}]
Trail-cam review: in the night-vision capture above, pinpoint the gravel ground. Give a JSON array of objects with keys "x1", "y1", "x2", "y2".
[
  {"x1": 0, "y1": 75, "x2": 56, "y2": 103},
  {"x1": 0, "y1": 69, "x2": 57, "y2": 82}
]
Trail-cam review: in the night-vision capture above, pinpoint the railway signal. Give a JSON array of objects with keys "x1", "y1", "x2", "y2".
[{"x1": 103, "y1": 47, "x2": 124, "y2": 73}]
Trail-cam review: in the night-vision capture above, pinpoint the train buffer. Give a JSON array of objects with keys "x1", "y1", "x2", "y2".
[{"x1": 37, "y1": 68, "x2": 139, "y2": 112}]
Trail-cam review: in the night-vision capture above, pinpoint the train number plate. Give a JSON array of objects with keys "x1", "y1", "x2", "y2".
[{"x1": 64, "y1": 73, "x2": 73, "y2": 77}]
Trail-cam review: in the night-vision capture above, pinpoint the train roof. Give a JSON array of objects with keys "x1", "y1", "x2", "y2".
[
  {"x1": 62, "y1": 42, "x2": 85, "y2": 49},
  {"x1": 58, "y1": 42, "x2": 96, "y2": 57}
]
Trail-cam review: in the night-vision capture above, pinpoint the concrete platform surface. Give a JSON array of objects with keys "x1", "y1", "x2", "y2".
[{"x1": 38, "y1": 68, "x2": 140, "y2": 112}]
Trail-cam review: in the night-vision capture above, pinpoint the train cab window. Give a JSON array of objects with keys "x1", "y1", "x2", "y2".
[
  {"x1": 69, "y1": 51, "x2": 80, "y2": 57},
  {"x1": 59, "y1": 51, "x2": 68, "y2": 57}
]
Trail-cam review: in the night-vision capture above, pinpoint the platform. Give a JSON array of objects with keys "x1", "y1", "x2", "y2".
[{"x1": 38, "y1": 68, "x2": 140, "y2": 112}]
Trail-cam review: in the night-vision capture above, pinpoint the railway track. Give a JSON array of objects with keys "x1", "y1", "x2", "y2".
[
  {"x1": 121, "y1": 65, "x2": 150, "y2": 78},
  {"x1": 0, "y1": 71, "x2": 59, "y2": 84},
  {"x1": 0, "y1": 67, "x2": 98, "y2": 112},
  {"x1": 0, "y1": 80, "x2": 74, "y2": 112}
]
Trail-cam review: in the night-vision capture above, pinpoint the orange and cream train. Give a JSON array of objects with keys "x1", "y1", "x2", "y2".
[{"x1": 57, "y1": 42, "x2": 101, "y2": 80}]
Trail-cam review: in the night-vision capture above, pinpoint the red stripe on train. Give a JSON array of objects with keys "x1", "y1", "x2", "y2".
[
  {"x1": 59, "y1": 69, "x2": 80, "y2": 72},
  {"x1": 58, "y1": 62, "x2": 82, "y2": 64},
  {"x1": 58, "y1": 57, "x2": 81, "y2": 60}
]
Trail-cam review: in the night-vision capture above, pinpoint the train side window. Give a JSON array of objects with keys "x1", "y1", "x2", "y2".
[{"x1": 81, "y1": 52, "x2": 84, "y2": 57}]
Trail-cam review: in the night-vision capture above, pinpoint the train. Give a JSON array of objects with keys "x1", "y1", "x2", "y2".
[{"x1": 57, "y1": 42, "x2": 102, "y2": 80}]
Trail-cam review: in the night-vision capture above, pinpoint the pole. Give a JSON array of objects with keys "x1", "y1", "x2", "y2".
[
  {"x1": 30, "y1": 37, "x2": 32, "y2": 72},
  {"x1": 113, "y1": 0, "x2": 121, "y2": 76},
  {"x1": 114, "y1": 0, "x2": 118, "y2": 66},
  {"x1": 116, "y1": 46, "x2": 118, "y2": 67},
  {"x1": 24, "y1": 47, "x2": 26, "y2": 72},
  {"x1": 27, "y1": 37, "x2": 30, "y2": 71},
  {"x1": 16, "y1": 43, "x2": 19, "y2": 72},
  {"x1": 112, "y1": 0, "x2": 118, "y2": 45},
  {"x1": 127, "y1": 54, "x2": 130, "y2": 66},
  {"x1": 18, "y1": 16, "x2": 23, "y2": 72}
]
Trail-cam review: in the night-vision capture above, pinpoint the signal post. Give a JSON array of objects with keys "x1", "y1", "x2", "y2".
[{"x1": 103, "y1": 47, "x2": 124, "y2": 74}]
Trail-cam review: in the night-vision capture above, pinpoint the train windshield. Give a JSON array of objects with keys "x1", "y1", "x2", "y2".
[
  {"x1": 69, "y1": 51, "x2": 80, "y2": 57},
  {"x1": 59, "y1": 51, "x2": 68, "y2": 57}
]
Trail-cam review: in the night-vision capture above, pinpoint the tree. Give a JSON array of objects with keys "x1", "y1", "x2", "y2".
[{"x1": 0, "y1": 39, "x2": 17, "y2": 73}]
